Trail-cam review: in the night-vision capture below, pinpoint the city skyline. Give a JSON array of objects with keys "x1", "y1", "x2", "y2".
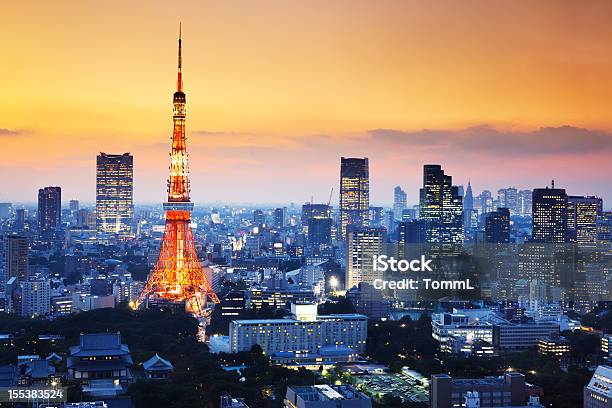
[{"x1": 2, "y1": 1, "x2": 612, "y2": 204}]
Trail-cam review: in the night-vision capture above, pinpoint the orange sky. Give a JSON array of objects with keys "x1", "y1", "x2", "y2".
[{"x1": 1, "y1": 1, "x2": 612, "y2": 204}]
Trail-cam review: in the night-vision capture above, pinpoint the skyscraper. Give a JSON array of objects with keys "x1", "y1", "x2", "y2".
[
  {"x1": 15, "y1": 208, "x2": 27, "y2": 231},
  {"x1": 273, "y1": 207, "x2": 285, "y2": 229},
  {"x1": 347, "y1": 227, "x2": 385, "y2": 289},
  {"x1": 566, "y1": 196, "x2": 602, "y2": 247},
  {"x1": 69, "y1": 199, "x2": 79, "y2": 212},
  {"x1": 301, "y1": 203, "x2": 331, "y2": 234},
  {"x1": 479, "y1": 190, "x2": 493, "y2": 226},
  {"x1": 339, "y1": 157, "x2": 369, "y2": 240},
  {"x1": 518, "y1": 189, "x2": 532, "y2": 215},
  {"x1": 419, "y1": 165, "x2": 463, "y2": 244},
  {"x1": 3, "y1": 235, "x2": 28, "y2": 288},
  {"x1": 302, "y1": 203, "x2": 333, "y2": 251},
  {"x1": 532, "y1": 186, "x2": 568, "y2": 243},
  {"x1": 497, "y1": 187, "x2": 518, "y2": 214},
  {"x1": 393, "y1": 186, "x2": 407, "y2": 221},
  {"x1": 37, "y1": 186, "x2": 61, "y2": 234},
  {"x1": 252, "y1": 209, "x2": 265, "y2": 227},
  {"x1": 485, "y1": 208, "x2": 510, "y2": 243},
  {"x1": 0, "y1": 203, "x2": 12, "y2": 219},
  {"x1": 398, "y1": 220, "x2": 426, "y2": 260},
  {"x1": 308, "y1": 218, "x2": 333, "y2": 250},
  {"x1": 598, "y1": 212, "x2": 612, "y2": 243},
  {"x1": 463, "y1": 181, "x2": 474, "y2": 230},
  {"x1": 96, "y1": 153, "x2": 134, "y2": 235}
]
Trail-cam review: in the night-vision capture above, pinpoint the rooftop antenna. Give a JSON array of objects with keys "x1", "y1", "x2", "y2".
[{"x1": 177, "y1": 22, "x2": 183, "y2": 92}]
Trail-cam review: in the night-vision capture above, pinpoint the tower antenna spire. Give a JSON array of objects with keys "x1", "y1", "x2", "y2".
[{"x1": 177, "y1": 23, "x2": 183, "y2": 92}]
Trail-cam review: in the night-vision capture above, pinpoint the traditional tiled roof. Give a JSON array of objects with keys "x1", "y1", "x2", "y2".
[
  {"x1": 26, "y1": 359, "x2": 55, "y2": 379},
  {"x1": 70, "y1": 333, "x2": 131, "y2": 358},
  {"x1": 143, "y1": 354, "x2": 174, "y2": 371}
]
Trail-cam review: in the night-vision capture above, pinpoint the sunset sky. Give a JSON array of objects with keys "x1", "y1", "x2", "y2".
[{"x1": 1, "y1": 1, "x2": 612, "y2": 206}]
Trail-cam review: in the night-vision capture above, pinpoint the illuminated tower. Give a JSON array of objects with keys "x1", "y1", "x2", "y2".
[{"x1": 136, "y1": 27, "x2": 219, "y2": 317}]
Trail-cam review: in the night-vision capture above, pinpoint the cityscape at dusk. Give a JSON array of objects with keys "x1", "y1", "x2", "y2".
[
  {"x1": 1, "y1": 2, "x2": 612, "y2": 408},
  {"x1": 2, "y1": 1, "x2": 612, "y2": 203}
]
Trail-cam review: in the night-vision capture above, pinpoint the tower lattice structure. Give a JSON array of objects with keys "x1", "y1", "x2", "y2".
[{"x1": 136, "y1": 28, "x2": 219, "y2": 317}]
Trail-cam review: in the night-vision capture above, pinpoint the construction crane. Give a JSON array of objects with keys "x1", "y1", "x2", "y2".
[{"x1": 327, "y1": 187, "x2": 334, "y2": 207}]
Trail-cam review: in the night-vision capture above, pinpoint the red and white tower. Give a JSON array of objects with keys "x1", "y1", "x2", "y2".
[{"x1": 136, "y1": 27, "x2": 219, "y2": 317}]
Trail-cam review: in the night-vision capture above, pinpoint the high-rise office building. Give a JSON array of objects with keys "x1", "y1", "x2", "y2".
[
  {"x1": 339, "y1": 157, "x2": 369, "y2": 240},
  {"x1": 567, "y1": 196, "x2": 602, "y2": 247},
  {"x1": 38, "y1": 186, "x2": 61, "y2": 234},
  {"x1": 0, "y1": 203, "x2": 11, "y2": 219},
  {"x1": 478, "y1": 190, "x2": 493, "y2": 226},
  {"x1": 77, "y1": 209, "x2": 96, "y2": 229},
  {"x1": 419, "y1": 165, "x2": 464, "y2": 244},
  {"x1": 308, "y1": 218, "x2": 333, "y2": 248},
  {"x1": 463, "y1": 181, "x2": 474, "y2": 230},
  {"x1": 346, "y1": 227, "x2": 385, "y2": 289},
  {"x1": 398, "y1": 220, "x2": 426, "y2": 260},
  {"x1": 532, "y1": 185, "x2": 568, "y2": 243},
  {"x1": 598, "y1": 212, "x2": 612, "y2": 243},
  {"x1": 69, "y1": 200, "x2": 79, "y2": 212},
  {"x1": 518, "y1": 189, "x2": 532, "y2": 215},
  {"x1": 369, "y1": 206, "x2": 384, "y2": 227},
  {"x1": 96, "y1": 153, "x2": 134, "y2": 234},
  {"x1": 15, "y1": 208, "x2": 27, "y2": 231},
  {"x1": 497, "y1": 187, "x2": 519, "y2": 214},
  {"x1": 393, "y1": 186, "x2": 407, "y2": 221},
  {"x1": 273, "y1": 207, "x2": 285, "y2": 229},
  {"x1": 485, "y1": 208, "x2": 510, "y2": 244},
  {"x1": 3, "y1": 235, "x2": 28, "y2": 287},
  {"x1": 301, "y1": 203, "x2": 331, "y2": 233},
  {"x1": 252, "y1": 209, "x2": 265, "y2": 227},
  {"x1": 302, "y1": 204, "x2": 332, "y2": 252}
]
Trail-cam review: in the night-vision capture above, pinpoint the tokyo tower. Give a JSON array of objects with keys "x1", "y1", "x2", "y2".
[{"x1": 136, "y1": 27, "x2": 220, "y2": 317}]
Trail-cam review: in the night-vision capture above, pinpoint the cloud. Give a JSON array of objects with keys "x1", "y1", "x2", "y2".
[
  {"x1": 0, "y1": 128, "x2": 22, "y2": 137},
  {"x1": 367, "y1": 125, "x2": 612, "y2": 156},
  {"x1": 191, "y1": 130, "x2": 256, "y2": 137}
]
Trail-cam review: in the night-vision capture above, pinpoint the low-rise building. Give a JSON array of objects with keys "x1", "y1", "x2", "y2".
[
  {"x1": 430, "y1": 372, "x2": 542, "y2": 408},
  {"x1": 230, "y1": 303, "x2": 367, "y2": 368},
  {"x1": 494, "y1": 322, "x2": 559, "y2": 351},
  {"x1": 248, "y1": 288, "x2": 316, "y2": 310},
  {"x1": 220, "y1": 394, "x2": 250, "y2": 408},
  {"x1": 584, "y1": 365, "x2": 612, "y2": 408},
  {"x1": 432, "y1": 312, "x2": 494, "y2": 344},
  {"x1": 537, "y1": 334, "x2": 570, "y2": 358},
  {"x1": 602, "y1": 335, "x2": 612, "y2": 362},
  {"x1": 284, "y1": 384, "x2": 371, "y2": 408},
  {"x1": 72, "y1": 292, "x2": 115, "y2": 312}
]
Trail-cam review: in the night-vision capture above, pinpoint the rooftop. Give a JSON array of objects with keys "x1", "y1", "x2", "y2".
[
  {"x1": 289, "y1": 384, "x2": 370, "y2": 401},
  {"x1": 586, "y1": 365, "x2": 612, "y2": 398},
  {"x1": 80, "y1": 333, "x2": 122, "y2": 350}
]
